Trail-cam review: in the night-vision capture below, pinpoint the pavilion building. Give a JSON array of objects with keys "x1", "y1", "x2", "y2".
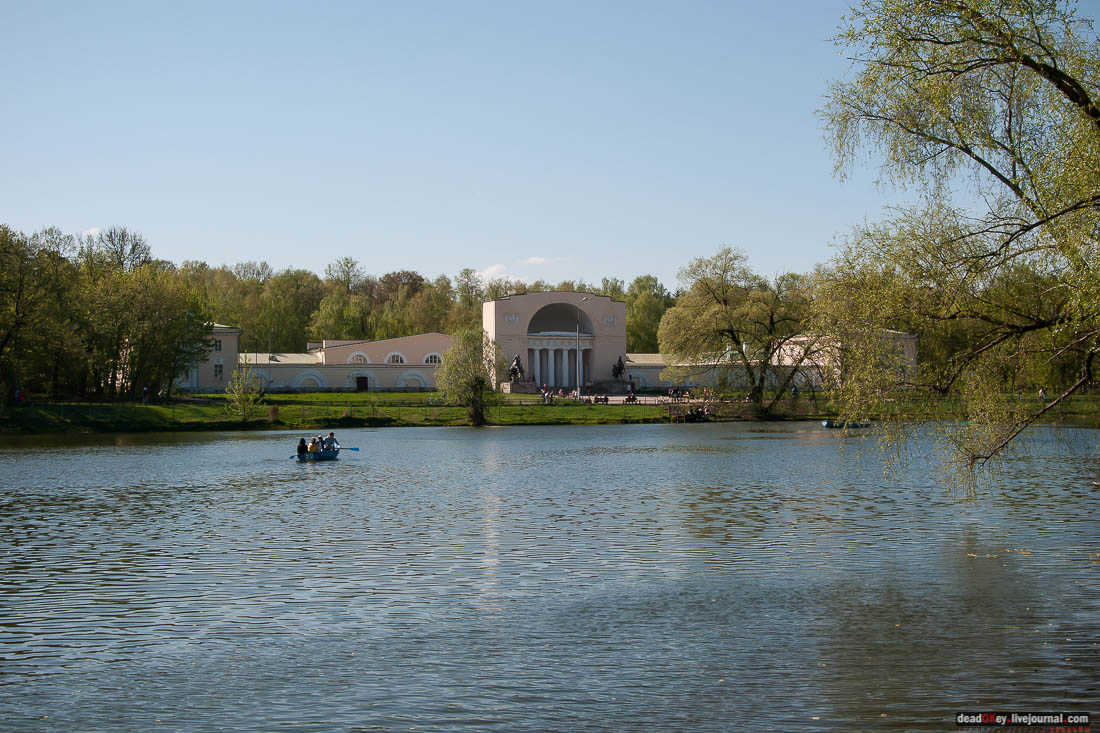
[{"x1": 483, "y1": 291, "x2": 627, "y2": 390}]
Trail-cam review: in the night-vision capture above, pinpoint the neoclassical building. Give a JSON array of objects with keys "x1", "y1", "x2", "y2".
[
  {"x1": 484, "y1": 291, "x2": 627, "y2": 389},
  {"x1": 180, "y1": 291, "x2": 900, "y2": 394}
]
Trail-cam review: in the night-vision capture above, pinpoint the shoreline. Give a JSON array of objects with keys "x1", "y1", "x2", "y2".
[
  {"x1": 6, "y1": 393, "x2": 1087, "y2": 435},
  {"x1": 0, "y1": 399, "x2": 825, "y2": 435}
]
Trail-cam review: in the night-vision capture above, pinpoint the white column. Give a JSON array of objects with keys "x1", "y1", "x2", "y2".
[
  {"x1": 533, "y1": 348, "x2": 541, "y2": 385},
  {"x1": 548, "y1": 348, "x2": 555, "y2": 387},
  {"x1": 577, "y1": 348, "x2": 583, "y2": 389}
]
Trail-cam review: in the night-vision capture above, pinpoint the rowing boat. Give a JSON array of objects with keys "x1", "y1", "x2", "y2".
[{"x1": 293, "y1": 448, "x2": 340, "y2": 462}]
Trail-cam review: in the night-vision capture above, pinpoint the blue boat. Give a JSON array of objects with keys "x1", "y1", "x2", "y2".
[{"x1": 294, "y1": 448, "x2": 340, "y2": 462}]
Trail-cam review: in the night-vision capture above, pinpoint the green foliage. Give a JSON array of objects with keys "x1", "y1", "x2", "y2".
[
  {"x1": 434, "y1": 327, "x2": 505, "y2": 425},
  {"x1": 0, "y1": 224, "x2": 213, "y2": 401},
  {"x1": 625, "y1": 275, "x2": 675, "y2": 352},
  {"x1": 658, "y1": 248, "x2": 819, "y2": 415},
  {"x1": 224, "y1": 364, "x2": 265, "y2": 422},
  {"x1": 0, "y1": 225, "x2": 66, "y2": 400},
  {"x1": 598, "y1": 277, "x2": 626, "y2": 301},
  {"x1": 820, "y1": 0, "x2": 1100, "y2": 475},
  {"x1": 324, "y1": 257, "x2": 366, "y2": 296},
  {"x1": 2, "y1": 215, "x2": 682, "y2": 403}
]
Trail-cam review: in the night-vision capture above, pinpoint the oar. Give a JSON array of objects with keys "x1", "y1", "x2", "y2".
[{"x1": 343, "y1": 447, "x2": 359, "y2": 451}]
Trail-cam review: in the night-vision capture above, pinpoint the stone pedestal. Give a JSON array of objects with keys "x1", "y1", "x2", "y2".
[
  {"x1": 589, "y1": 379, "x2": 636, "y2": 395},
  {"x1": 501, "y1": 381, "x2": 540, "y2": 394}
]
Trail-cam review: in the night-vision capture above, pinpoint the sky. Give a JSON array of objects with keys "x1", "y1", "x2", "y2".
[{"x1": 4, "y1": 1, "x2": 914, "y2": 289}]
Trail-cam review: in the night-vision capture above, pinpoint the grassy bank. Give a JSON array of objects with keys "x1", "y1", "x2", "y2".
[
  {"x1": 0, "y1": 393, "x2": 673, "y2": 434},
  {"x1": 4, "y1": 390, "x2": 1095, "y2": 435}
]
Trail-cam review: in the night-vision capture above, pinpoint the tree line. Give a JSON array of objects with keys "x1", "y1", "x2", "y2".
[
  {"x1": 176, "y1": 256, "x2": 676, "y2": 355},
  {"x1": 0, "y1": 226, "x2": 677, "y2": 400},
  {"x1": 0, "y1": 226, "x2": 209, "y2": 402}
]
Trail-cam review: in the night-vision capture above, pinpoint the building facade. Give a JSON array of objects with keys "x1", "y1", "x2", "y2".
[
  {"x1": 178, "y1": 293, "x2": 913, "y2": 394},
  {"x1": 484, "y1": 291, "x2": 627, "y2": 390},
  {"x1": 176, "y1": 323, "x2": 241, "y2": 392},
  {"x1": 179, "y1": 330, "x2": 449, "y2": 392}
]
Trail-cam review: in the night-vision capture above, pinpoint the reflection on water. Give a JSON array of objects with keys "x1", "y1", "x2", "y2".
[{"x1": 0, "y1": 423, "x2": 1097, "y2": 731}]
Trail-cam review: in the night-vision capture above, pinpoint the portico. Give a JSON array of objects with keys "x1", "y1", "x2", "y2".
[
  {"x1": 484, "y1": 291, "x2": 626, "y2": 391},
  {"x1": 528, "y1": 337, "x2": 592, "y2": 389}
]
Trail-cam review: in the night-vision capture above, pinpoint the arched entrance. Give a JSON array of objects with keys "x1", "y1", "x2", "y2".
[{"x1": 526, "y1": 304, "x2": 593, "y2": 389}]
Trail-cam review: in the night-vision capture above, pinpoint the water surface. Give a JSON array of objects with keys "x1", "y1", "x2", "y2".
[{"x1": 1, "y1": 423, "x2": 1097, "y2": 730}]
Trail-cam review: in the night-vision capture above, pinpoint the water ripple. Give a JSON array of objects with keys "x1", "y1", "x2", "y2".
[{"x1": 0, "y1": 423, "x2": 1097, "y2": 730}]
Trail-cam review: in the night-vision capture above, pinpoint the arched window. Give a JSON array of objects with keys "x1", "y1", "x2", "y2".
[
  {"x1": 349, "y1": 354, "x2": 367, "y2": 364},
  {"x1": 424, "y1": 353, "x2": 442, "y2": 364},
  {"x1": 386, "y1": 353, "x2": 406, "y2": 364}
]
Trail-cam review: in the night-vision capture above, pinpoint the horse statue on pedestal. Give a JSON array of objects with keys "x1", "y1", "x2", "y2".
[
  {"x1": 509, "y1": 354, "x2": 525, "y2": 383},
  {"x1": 611, "y1": 355, "x2": 625, "y2": 381}
]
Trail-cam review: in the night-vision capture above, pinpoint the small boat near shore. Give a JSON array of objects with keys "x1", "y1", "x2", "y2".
[{"x1": 821, "y1": 419, "x2": 870, "y2": 429}]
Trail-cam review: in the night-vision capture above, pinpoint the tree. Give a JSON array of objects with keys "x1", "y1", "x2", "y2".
[
  {"x1": 0, "y1": 226, "x2": 76, "y2": 400},
  {"x1": 658, "y1": 248, "x2": 820, "y2": 415},
  {"x1": 598, "y1": 277, "x2": 626, "y2": 301},
  {"x1": 257, "y1": 269, "x2": 325, "y2": 352},
  {"x1": 21, "y1": 228, "x2": 82, "y2": 398},
  {"x1": 483, "y1": 276, "x2": 525, "y2": 301},
  {"x1": 121, "y1": 267, "x2": 211, "y2": 397},
  {"x1": 434, "y1": 327, "x2": 505, "y2": 425},
  {"x1": 449, "y1": 268, "x2": 486, "y2": 332},
  {"x1": 310, "y1": 293, "x2": 372, "y2": 340},
  {"x1": 224, "y1": 364, "x2": 264, "y2": 422},
  {"x1": 88, "y1": 227, "x2": 151, "y2": 273},
  {"x1": 231, "y1": 261, "x2": 273, "y2": 285},
  {"x1": 625, "y1": 275, "x2": 674, "y2": 352},
  {"x1": 820, "y1": 0, "x2": 1100, "y2": 474},
  {"x1": 376, "y1": 270, "x2": 425, "y2": 303},
  {"x1": 324, "y1": 257, "x2": 365, "y2": 296}
]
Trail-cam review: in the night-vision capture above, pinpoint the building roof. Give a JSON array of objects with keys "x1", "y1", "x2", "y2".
[
  {"x1": 624, "y1": 353, "x2": 667, "y2": 366},
  {"x1": 239, "y1": 352, "x2": 322, "y2": 365},
  {"x1": 306, "y1": 332, "x2": 452, "y2": 352},
  {"x1": 486, "y1": 291, "x2": 624, "y2": 304}
]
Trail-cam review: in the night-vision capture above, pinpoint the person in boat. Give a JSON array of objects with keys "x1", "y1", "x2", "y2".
[
  {"x1": 297, "y1": 438, "x2": 308, "y2": 457},
  {"x1": 322, "y1": 432, "x2": 339, "y2": 451},
  {"x1": 307, "y1": 437, "x2": 321, "y2": 453}
]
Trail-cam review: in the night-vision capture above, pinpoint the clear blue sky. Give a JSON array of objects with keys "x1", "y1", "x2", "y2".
[{"x1": 4, "y1": 1, "x2": 908, "y2": 289}]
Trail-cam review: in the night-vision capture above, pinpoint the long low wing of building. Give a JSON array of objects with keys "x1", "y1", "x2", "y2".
[{"x1": 178, "y1": 330, "x2": 451, "y2": 392}]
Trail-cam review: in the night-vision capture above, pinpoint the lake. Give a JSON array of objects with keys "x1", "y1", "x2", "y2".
[{"x1": 1, "y1": 423, "x2": 1097, "y2": 731}]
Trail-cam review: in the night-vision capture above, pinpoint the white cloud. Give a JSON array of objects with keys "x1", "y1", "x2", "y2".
[
  {"x1": 477, "y1": 264, "x2": 508, "y2": 281},
  {"x1": 83, "y1": 227, "x2": 102, "y2": 238},
  {"x1": 520, "y1": 256, "x2": 553, "y2": 265}
]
